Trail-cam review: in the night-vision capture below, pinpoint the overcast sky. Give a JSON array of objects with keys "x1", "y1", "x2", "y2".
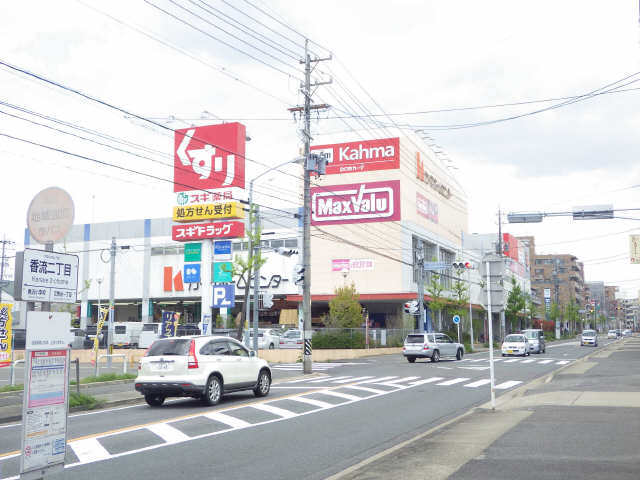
[{"x1": 2, "y1": 0, "x2": 640, "y2": 297}]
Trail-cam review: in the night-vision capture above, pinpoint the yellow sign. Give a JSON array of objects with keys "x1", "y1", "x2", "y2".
[
  {"x1": 93, "y1": 307, "x2": 108, "y2": 352},
  {"x1": 173, "y1": 202, "x2": 244, "y2": 223},
  {"x1": 0, "y1": 304, "x2": 12, "y2": 368}
]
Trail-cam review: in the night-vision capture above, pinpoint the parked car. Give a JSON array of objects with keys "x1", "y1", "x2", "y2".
[
  {"x1": 521, "y1": 329, "x2": 546, "y2": 354},
  {"x1": 176, "y1": 324, "x2": 201, "y2": 337},
  {"x1": 402, "y1": 332, "x2": 465, "y2": 363},
  {"x1": 248, "y1": 328, "x2": 281, "y2": 349},
  {"x1": 607, "y1": 330, "x2": 618, "y2": 339},
  {"x1": 138, "y1": 323, "x2": 162, "y2": 349},
  {"x1": 501, "y1": 334, "x2": 530, "y2": 357},
  {"x1": 69, "y1": 328, "x2": 86, "y2": 349},
  {"x1": 622, "y1": 329, "x2": 632, "y2": 337},
  {"x1": 83, "y1": 325, "x2": 108, "y2": 349},
  {"x1": 279, "y1": 329, "x2": 303, "y2": 349},
  {"x1": 135, "y1": 336, "x2": 272, "y2": 407},
  {"x1": 580, "y1": 329, "x2": 598, "y2": 347},
  {"x1": 113, "y1": 322, "x2": 143, "y2": 348}
]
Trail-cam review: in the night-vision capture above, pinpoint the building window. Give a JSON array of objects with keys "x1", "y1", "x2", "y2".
[
  {"x1": 535, "y1": 269, "x2": 544, "y2": 275},
  {"x1": 270, "y1": 239, "x2": 284, "y2": 248},
  {"x1": 412, "y1": 236, "x2": 437, "y2": 284},
  {"x1": 439, "y1": 249, "x2": 455, "y2": 289},
  {"x1": 284, "y1": 238, "x2": 298, "y2": 248}
]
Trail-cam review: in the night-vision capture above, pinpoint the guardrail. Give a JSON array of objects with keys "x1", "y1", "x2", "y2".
[{"x1": 96, "y1": 354, "x2": 127, "y2": 376}]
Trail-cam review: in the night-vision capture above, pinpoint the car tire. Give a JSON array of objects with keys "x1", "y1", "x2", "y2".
[
  {"x1": 430, "y1": 350, "x2": 440, "y2": 363},
  {"x1": 144, "y1": 394, "x2": 165, "y2": 407},
  {"x1": 254, "y1": 370, "x2": 271, "y2": 397},
  {"x1": 456, "y1": 349, "x2": 463, "y2": 361},
  {"x1": 407, "y1": 357, "x2": 416, "y2": 363},
  {"x1": 202, "y1": 375, "x2": 222, "y2": 406},
  {"x1": 501, "y1": 353, "x2": 506, "y2": 357}
]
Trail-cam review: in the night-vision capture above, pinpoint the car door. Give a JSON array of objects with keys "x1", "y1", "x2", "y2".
[
  {"x1": 226, "y1": 340, "x2": 256, "y2": 386},
  {"x1": 438, "y1": 334, "x2": 455, "y2": 356},
  {"x1": 200, "y1": 340, "x2": 237, "y2": 385}
]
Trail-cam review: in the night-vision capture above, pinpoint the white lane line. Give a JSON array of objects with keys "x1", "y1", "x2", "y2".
[
  {"x1": 470, "y1": 359, "x2": 487, "y2": 363},
  {"x1": 342, "y1": 385, "x2": 385, "y2": 394},
  {"x1": 204, "y1": 412, "x2": 251, "y2": 429},
  {"x1": 503, "y1": 359, "x2": 521, "y2": 363},
  {"x1": 308, "y1": 376, "x2": 351, "y2": 383},
  {"x1": 521, "y1": 359, "x2": 536, "y2": 364},
  {"x1": 380, "y1": 376, "x2": 420, "y2": 385},
  {"x1": 251, "y1": 403, "x2": 297, "y2": 419},
  {"x1": 288, "y1": 396, "x2": 333, "y2": 409},
  {"x1": 283, "y1": 377, "x2": 320, "y2": 384},
  {"x1": 316, "y1": 390, "x2": 361, "y2": 401},
  {"x1": 464, "y1": 379, "x2": 491, "y2": 388},
  {"x1": 333, "y1": 376, "x2": 374, "y2": 384},
  {"x1": 495, "y1": 380, "x2": 522, "y2": 390},
  {"x1": 435, "y1": 377, "x2": 470, "y2": 386},
  {"x1": 491, "y1": 358, "x2": 504, "y2": 362},
  {"x1": 409, "y1": 377, "x2": 444, "y2": 386},
  {"x1": 555, "y1": 360, "x2": 570, "y2": 365},
  {"x1": 148, "y1": 423, "x2": 190, "y2": 443},
  {"x1": 537, "y1": 360, "x2": 554, "y2": 364},
  {"x1": 360, "y1": 376, "x2": 398, "y2": 384},
  {"x1": 69, "y1": 438, "x2": 111, "y2": 464}
]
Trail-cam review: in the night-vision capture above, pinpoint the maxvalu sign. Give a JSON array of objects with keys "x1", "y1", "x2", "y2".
[
  {"x1": 311, "y1": 180, "x2": 401, "y2": 225},
  {"x1": 311, "y1": 137, "x2": 400, "y2": 175}
]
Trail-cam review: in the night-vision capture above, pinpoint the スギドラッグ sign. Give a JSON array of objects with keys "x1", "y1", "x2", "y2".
[{"x1": 172, "y1": 221, "x2": 244, "y2": 241}]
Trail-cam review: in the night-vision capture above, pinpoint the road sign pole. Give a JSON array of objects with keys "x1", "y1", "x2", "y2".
[{"x1": 486, "y1": 261, "x2": 496, "y2": 410}]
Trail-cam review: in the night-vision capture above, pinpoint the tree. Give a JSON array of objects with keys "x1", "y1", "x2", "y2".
[
  {"x1": 327, "y1": 283, "x2": 362, "y2": 328},
  {"x1": 564, "y1": 301, "x2": 579, "y2": 334},
  {"x1": 549, "y1": 302, "x2": 562, "y2": 334},
  {"x1": 505, "y1": 278, "x2": 526, "y2": 333},
  {"x1": 523, "y1": 293, "x2": 537, "y2": 330},
  {"x1": 229, "y1": 207, "x2": 266, "y2": 340},
  {"x1": 425, "y1": 272, "x2": 448, "y2": 331}
]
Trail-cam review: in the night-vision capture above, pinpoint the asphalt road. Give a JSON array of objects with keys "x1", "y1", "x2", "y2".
[{"x1": 0, "y1": 338, "x2": 617, "y2": 480}]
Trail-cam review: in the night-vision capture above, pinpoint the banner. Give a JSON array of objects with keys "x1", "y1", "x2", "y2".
[
  {"x1": 93, "y1": 307, "x2": 108, "y2": 352},
  {"x1": 0, "y1": 304, "x2": 12, "y2": 368},
  {"x1": 161, "y1": 311, "x2": 181, "y2": 338}
]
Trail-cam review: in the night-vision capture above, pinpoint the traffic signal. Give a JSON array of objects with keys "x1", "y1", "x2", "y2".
[
  {"x1": 452, "y1": 261, "x2": 474, "y2": 269},
  {"x1": 294, "y1": 265, "x2": 305, "y2": 285},
  {"x1": 403, "y1": 300, "x2": 419, "y2": 315}
]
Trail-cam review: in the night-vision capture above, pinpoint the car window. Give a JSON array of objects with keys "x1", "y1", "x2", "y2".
[
  {"x1": 146, "y1": 339, "x2": 191, "y2": 356},
  {"x1": 228, "y1": 341, "x2": 249, "y2": 357},
  {"x1": 427, "y1": 334, "x2": 435, "y2": 343},
  {"x1": 115, "y1": 326, "x2": 126, "y2": 334},
  {"x1": 142, "y1": 324, "x2": 159, "y2": 333},
  {"x1": 200, "y1": 341, "x2": 230, "y2": 355},
  {"x1": 406, "y1": 334, "x2": 425, "y2": 344},
  {"x1": 441, "y1": 335, "x2": 453, "y2": 343},
  {"x1": 583, "y1": 330, "x2": 596, "y2": 336},
  {"x1": 523, "y1": 331, "x2": 537, "y2": 339},
  {"x1": 504, "y1": 335, "x2": 525, "y2": 342}
]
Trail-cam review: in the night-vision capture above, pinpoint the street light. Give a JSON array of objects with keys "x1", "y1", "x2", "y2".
[{"x1": 248, "y1": 158, "x2": 304, "y2": 352}]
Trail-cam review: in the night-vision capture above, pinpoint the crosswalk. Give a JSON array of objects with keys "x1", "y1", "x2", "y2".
[
  {"x1": 461, "y1": 358, "x2": 572, "y2": 366},
  {"x1": 279, "y1": 374, "x2": 523, "y2": 390},
  {"x1": 271, "y1": 362, "x2": 368, "y2": 371}
]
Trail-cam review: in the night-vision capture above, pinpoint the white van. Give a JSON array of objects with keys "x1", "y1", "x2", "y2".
[
  {"x1": 113, "y1": 322, "x2": 143, "y2": 348},
  {"x1": 138, "y1": 323, "x2": 162, "y2": 349}
]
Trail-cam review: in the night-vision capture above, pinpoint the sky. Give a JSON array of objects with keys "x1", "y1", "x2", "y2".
[{"x1": 2, "y1": 0, "x2": 640, "y2": 297}]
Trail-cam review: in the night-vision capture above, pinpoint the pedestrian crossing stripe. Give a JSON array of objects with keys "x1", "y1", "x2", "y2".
[{"x1": 459, "y1": 358, "x2": 574, "y2": 365}]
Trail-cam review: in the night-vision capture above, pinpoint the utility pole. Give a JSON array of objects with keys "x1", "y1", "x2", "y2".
[
  {"x1": 252, "y1": 205, "x2": 261, "y2": 352},
  {"x1": 107, "y1": 237, "x2": 116, "y2": 367},
  {"x1": 416, "y1": 240, "x2": 425, "y2": 332},
  {"x1": 295, "y1": 39, "x2": 331, "y2": 374}
]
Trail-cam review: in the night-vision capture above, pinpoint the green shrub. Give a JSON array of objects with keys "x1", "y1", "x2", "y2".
[
  {"x1": 69, "y1": 392, "x2": 103, "y2": 410},
  {"x1": 312, "y1": 331, "x2": 365, "y2": 349}
]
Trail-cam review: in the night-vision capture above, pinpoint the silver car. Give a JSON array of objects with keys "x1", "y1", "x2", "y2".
[
  {"x1": 522, "y1": 329, "x2": 546, "y2": 354},
  {"x1": 402, "y1": 332, "x2": 465, "y2": 363},
  {"x1": 580, "y1": 330, "x2": 598, "y2": 347}
]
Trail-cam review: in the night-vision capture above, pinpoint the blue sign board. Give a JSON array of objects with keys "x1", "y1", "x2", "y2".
[
  {"x1": 214, "y1": 240, "x2": 232, "y2": 258},
  {"x1": 452, "y1": 315, "x2": 461, "y2": 325},
  {"x1": 184, "y1": 263, "x2": 201, "y2": 283},
  {"x1": 212, "y1": 284, "x2": 235, "y2": 308},
  {"x1": 161, "y1": 311, "x2": 179, "y2": 338}
]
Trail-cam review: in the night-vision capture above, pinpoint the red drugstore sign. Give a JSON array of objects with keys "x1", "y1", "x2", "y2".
[
  {"x1": 311, "y1": 137, "x2": 400, "y2": 174},
  {"x1": 311, "y1": 180, "x2": 401, "y2": 225},
  {"x1": 174, "y1": 122, "x2": 246, "y2": 192},
  {"x1": 416, "y1": 192, "x2": 438, "y2": 224},
  {"x1": 172, "y1": 221, "x2": 245, "y2": 241}
]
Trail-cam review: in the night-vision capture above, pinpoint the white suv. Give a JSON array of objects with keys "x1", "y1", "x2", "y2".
[{"x1": 135, "y1": 336, "x2": 272, "y2": 407}]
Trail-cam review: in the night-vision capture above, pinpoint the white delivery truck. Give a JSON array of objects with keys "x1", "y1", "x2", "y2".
[
  {"x1": 138, "y1": 322, "x2": 162, "y2": 349},
  {"x1": 113, "y1": 322, "x2": 144, "y2": 348}
]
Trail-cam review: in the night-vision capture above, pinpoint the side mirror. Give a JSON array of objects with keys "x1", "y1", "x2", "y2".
[{"x1": 249, "y1": 350, "x2": 256, "y2": 357}]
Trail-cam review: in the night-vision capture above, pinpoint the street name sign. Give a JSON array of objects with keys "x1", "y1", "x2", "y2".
[{"x1": 15, "y1": 249, "x2": 79, "y2": 303}]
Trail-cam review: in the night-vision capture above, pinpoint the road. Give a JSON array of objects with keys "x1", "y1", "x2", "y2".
[{"x1": 0, "y1": 338, "x2": 617, "y2": 479}]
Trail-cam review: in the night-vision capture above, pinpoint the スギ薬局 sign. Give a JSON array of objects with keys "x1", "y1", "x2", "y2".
[
  {"x1": 311, "y1": 180, "x2": 401, "y2": 225},
  {"x1": 174, "y1": 123, "x2": 246, "y2": 192},
  {"x1": 311, "y1": 137, "x2": 400, "y2": 174},
  {"x1": 172, "y1": 221, "x2": 244, "y2": 241}
]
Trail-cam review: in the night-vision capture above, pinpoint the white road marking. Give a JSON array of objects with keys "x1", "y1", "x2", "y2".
[
  {"x1": 205, "y1": 412, "x2": 251, "y2": 429},
  {"x1": 69, "y1": 438, "x2": 111, "y2": 464},
  {"x1": 360, "y1": 376, "x2": 398, "y2": 383},
  {"x1": 494, "y1": 380, "x2": 522, "y2": 390},
  {"x1": 148, "y1": 423, "x2": 190, "y2": 443},
  {"x1": 288, "y1": 396, "x2": 333, "y2": 409},
  {"x1": 470, "y1": 359, "x2": 487, "y2": 363},
  {"x1": 436, "y1": 377, "x2": 470, "y2": 386},
  {"x1": 464, "y1": 379, "x2": 492, "y2": 388},
  {"x1": 308, "y1": 376, "x2": 351, "y2": 383},
  {"x1": 251, "y1": 403, "x2": 297, "y2": 419},
  {"x1": 333, "y1": 376, "x2": 374, "y2": 384},
  {"x1": 316, "y1": 390, "x2": 361, "y2": 401},
  {"x1": 458, "y1": 366, "x2": 490, "y2": 371},
  {"x1": 537, "y1": 360, "x2": 554, "y2": 364},
  {"x1": 503, "y1": 358, "x2": 521, "y2": 363},
  {"x1": 408, "y1": 377, "x2": 444, "y2": 386},
  {"x1": 521, "y1": 359, "x2": 536, "y2": 364},
  {"x1": 342, "y1": 385, "x2": 385, "y2": 394},
  {"x1": 555, "y1": 360, "x2": 570, "y2": 365}
]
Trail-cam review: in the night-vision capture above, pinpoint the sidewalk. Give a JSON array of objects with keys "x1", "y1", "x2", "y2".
[{"x1": 331, "y1": 336, "x2": 640, "y2": 480}]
